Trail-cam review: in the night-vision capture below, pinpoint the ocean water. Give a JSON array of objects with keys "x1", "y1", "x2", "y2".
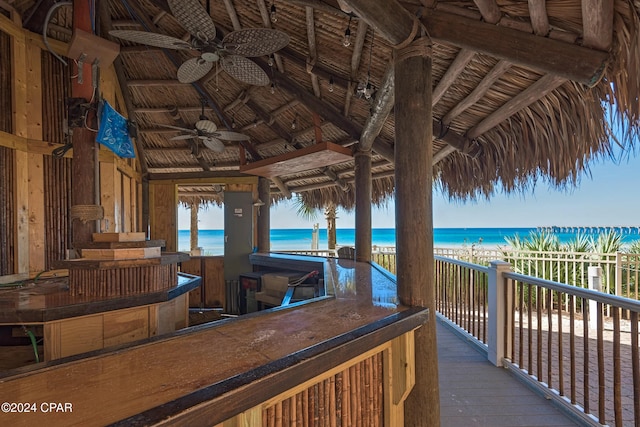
[{"x1": 178, "y1": 227, "x2": 640, "y2": 254}]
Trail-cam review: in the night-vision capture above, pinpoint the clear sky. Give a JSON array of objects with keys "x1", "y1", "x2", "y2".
[{"x1": 178, "y1": 150, "x2": 640, "y2": 230}]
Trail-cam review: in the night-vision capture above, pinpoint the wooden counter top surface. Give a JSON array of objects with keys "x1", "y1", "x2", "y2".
[
  {"x1": 0, "y1": 255, "x2": 428, "y2": 427},
  {"x1": 0, "y1": 272, "x2": 200, "y2": 323}
]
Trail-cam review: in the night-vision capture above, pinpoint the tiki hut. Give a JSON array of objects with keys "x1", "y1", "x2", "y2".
[{"x1": 0, "y1": 0, "x2": 639, "y2": 425}]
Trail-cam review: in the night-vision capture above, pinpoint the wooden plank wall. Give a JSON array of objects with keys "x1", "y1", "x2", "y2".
[
  {"x1": 0, "y1": 147, "x2": 16, "y2": 275},
  {"x1": 0, "y1": 18, "x2": 143, "y2": 275},
  {"x1": 150, "y1": 183, "x2": 178, "y2": 251},
  {"x1": 0, "y1": 29, "x2": 11, "y2": 133},
  {"x1": 181, "y1": 256, "x2": 225, "y2": 308}
]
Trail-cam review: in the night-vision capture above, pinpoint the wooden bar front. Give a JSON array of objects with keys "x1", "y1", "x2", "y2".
[{"x1": 0, "y1": 255, "x2": 427, "y2": 426}]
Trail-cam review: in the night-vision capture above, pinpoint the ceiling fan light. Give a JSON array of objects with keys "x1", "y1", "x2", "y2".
[
  {"x1": 195, "y1": 120, "x2": 218, "y2": 133},
  {"x1": 201, "y1": 51, "x2": 220, "y2": 62}
]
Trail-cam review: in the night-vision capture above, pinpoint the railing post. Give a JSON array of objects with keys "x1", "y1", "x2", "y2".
[
  {"x1": 488, "y1": 260, "x2": 512, "y2": 367},
  {"x1": 588, "y1": 266, "x2": 602, "y2": 330}
]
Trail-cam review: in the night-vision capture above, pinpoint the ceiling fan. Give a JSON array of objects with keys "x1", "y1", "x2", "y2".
[
  {"x1": 109, "y1": 0, "x2": 289, "y2": 85},
  {"x1": 156, "y1": 102, "x2": 251, "y2": 153}
]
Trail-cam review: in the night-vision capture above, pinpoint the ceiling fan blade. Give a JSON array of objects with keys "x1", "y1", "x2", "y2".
[
  {"x1": 221, "y1": 55, "x2": 270, "y2": 86},
  {"x1": 177, "y1": 58, "x2": 213, "y2": 83},
  {"x1": 154, "y1": 123, "x2": 193, "y2": 132},
  {"x1": 170, "y1": 134, "x2": 196, "y2": 141},
  {"x1": 202, "y1": 137, "x2": 226, "y2": 153},
  {"x1": 222, "y1": 29, "x2": 290, "y2": 57},
  {"x1": 108, "y1": 30, "x2": 191, "y2": 50},
  {"x1": 213, "y1": 130, "x2": 251, "y2": 141},
  {"x1": 195, "y1": 120, "x2": 218, "y2": 133},
  {"x1": 168, "y1": 0, "x2": 216, "y2": 43}
]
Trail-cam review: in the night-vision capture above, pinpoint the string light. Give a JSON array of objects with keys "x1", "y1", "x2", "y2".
[
  {"x1": 291, "y1": 114, "x2": 298, "y2": 130},
  {"x1": 268, "y1": 54, "x2": 275, "y2": 67},
  {"x1": 342, "y1": 16, "x2": 352, "y2": 47},
  {"x1": 270, "y1": 2, "x2": 278, "y2": 23},
  {"x1": 270, "y1": 82, "x2": 276, "y2": 94},
  {"x1": 328, "y1": 76, "x2": 334, "y2": 93}
]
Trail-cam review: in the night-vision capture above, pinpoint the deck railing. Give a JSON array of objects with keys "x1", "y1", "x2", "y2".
[{"x1": 434, "y1": 256, "x2": 640, "y2": 427}]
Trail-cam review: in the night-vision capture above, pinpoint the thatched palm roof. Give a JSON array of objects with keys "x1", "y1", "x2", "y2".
[{"x1": 8, "y1": 0, "x2": 640, "y2": 208}]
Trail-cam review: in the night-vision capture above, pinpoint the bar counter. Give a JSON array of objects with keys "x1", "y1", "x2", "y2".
[{"x1": 0, "y1": 254, "x2": 428, "y2": 427}]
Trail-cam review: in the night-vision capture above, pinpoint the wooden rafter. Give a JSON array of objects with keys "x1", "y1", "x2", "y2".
[
  {"x1": 441, "y1": 60, "x2": 512, "y2": 126},
  {"x1": 467, "y1": 74, "x2": 567, "y2": 139},
  {"x1": 528, "y1": 0, "x2": 550, "y2": 37},
  {"x1": 432, "y1": 49, "x2": 475, "y2": 105},
  {"x1": 472, "y1": 0, "x2": 501, "y2": 24},
  {"x1": 306, "y1": 7, "x2": 322, "y2": 97},
  {"x1": 338, "y1": 0, "x2": 608, "y2": 86},
  {"x1": 581, "y1": 0, "x2": 614, "y2": 50},
  {"x1": 256, "y1": 0, "x2": 285, "y2": 72},
  {"x1": 344, "y1": 19, "x2": 369, "y2": 117}
]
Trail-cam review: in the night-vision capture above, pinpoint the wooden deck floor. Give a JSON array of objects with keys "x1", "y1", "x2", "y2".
[{"x1": 437, "y1": 319, "x2": 581, "y2": 427}]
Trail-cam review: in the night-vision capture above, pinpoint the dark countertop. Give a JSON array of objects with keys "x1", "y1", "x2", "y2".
[
  {"x1": 0, "y1": 273, "x2": 201, "y2": 323},
  {"x1": 0, "y1": 255, "x2": 427, "y2": 427}
]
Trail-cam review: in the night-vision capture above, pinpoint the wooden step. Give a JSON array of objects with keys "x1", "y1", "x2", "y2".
[
  {"x1": 92, "y1": 232, "x2": 146, "y2": 243},
  {"x1": 80, "y1": 247, "x2": 162, "y2": 260}
]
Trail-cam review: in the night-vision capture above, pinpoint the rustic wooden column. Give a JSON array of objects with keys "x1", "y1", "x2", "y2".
[
  {"x1": 394, "y1": 37, "x2": 440, "y2": 426},
  {"x1": 257, "y1": 177, "x2": 271, "y2": 252},
  {"x1": 71, "y1": 0, "x2": 98, "y2": 245},
  {"x1": 354, "y1": 149, "x2": 372, "y2": 262},
  {"x1": 190, "y1": 202, "x2": 199, "y2": 254}
]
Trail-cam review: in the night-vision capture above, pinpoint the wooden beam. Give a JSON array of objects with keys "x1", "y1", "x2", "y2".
[
  {"x1": 581, "y1": 0, "x2": 614, "y2": 50},
  {"x1": 354, "y1": 150, "x2": 372, "y2": 262},
  {"x1": 467, "y1": 74, "x2": 567, "y2": 138},
  {"x1": 127, "y1": 79, "x2": 184, "y2": 87},
  {"x1": 344, "y1": 19, "x2": 369, "y2": 117},
  {"x1": 256, "y1": 0, "x2": 285, "y2": 72},
  {"x1": 338, "y1": 0, "x2": 416, "y2": 46},
  {"x1": 423, "y1": 9, "x2": 608, "y2": 86},
  {"x1": 222, "y1": 0, "x2": 242, "y2": 31},
  {"x1": 306, "y1": 7, "x2": 322, "y2": 97},
  {"x1": 282, "y1": 0, "x2": 349, "y2": 16}
]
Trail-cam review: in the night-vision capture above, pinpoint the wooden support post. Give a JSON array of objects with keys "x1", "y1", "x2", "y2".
[
  {"x1": 190, "y1": 202, "x2": 199, "y2": 254},
  {"x1": 257, "y1": 177, "x2": 271, "y2": 252},
  {"x1": 354, "y1": 150, "x2": 372, "y2": 263},
  {"x1": 394, "y1": 38, "x2": 440, "y2": 426},
  {"x1": 10, "y1": 16, "x2": 29, "y2": 274},
  {"x1": 71, "y1": 0, "x2": 98, "y2": 245},
  {"x1": 149, "y1": 184, "x2": 178, "y2": 251},
  {"x1": 26, "y1": 42, "x2": 45, "y2": 272}
]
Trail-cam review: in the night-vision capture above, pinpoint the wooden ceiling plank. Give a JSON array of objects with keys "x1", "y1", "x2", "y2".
[
  {"x1": 432, "y1": 48, "x2": 475, "y2": 105},
  {"x1": 282, "y1": 0, "x2": 349, "y2": 16},
  {"x1": 581, "y1": 0, "x2": 614, "y2": 50},
  {"x1": 467, "y1": 74, "x2": 567, "y2": 139},
  {"x1": 441, "y1": 60, "x2": 512, "y2": 126},
  {"x1": 527, "y1": 0, "x2": 550, "y2": 36},
  {"x1": 472, "y1": 0, "x2": 501, "y2": 24},
  {"x1": 423, "y1": 10, "x2": 608, "y2": 86},
  {"x1": 285, "y1": 169, "x2": 394, "y2": 193}
]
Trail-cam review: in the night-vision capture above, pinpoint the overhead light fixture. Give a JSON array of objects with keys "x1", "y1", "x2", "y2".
[
  {"x1": 268, "y1": 54, "x2": 275, "y2": 67},
  {"x1": 270, "y1": 2, "x2": 278, "y2": 23},
  {"x1": 328, "y1": 76, "x2": 334, "y2": 92},
  {"x1": 270, "y1": 82, "x2": 276, "y2": 94},
  {"x1": 356, "y1": 29, "x2": 376, "y2": 100},
  {"x1": 342, "y1": 16, "x2": 352, "y2": 47},
  {"x1": 291, "y1": 113, "x2": 298, "y2": 130}
]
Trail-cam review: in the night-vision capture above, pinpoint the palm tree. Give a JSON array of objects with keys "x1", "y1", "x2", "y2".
[{"x1": 292, "y1": 196, "x2": 338, "y2": 251}]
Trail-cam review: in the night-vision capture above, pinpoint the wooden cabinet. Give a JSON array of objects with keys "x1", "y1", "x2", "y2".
[{"x1": 181, "y1": 256, "x2": 225, "y2": 308}]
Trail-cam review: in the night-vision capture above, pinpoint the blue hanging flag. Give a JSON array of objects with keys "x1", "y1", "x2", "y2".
[{"x1": 96, "y1": 100, "x2": 136, "y2": 158}]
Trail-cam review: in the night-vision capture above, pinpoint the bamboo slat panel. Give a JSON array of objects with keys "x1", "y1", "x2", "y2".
[
  {"x1": 44, "y1": 156, "x2": 71, "y2": 269},
  {"x1": 41, "y1": 50, "x2": 70, "y2": 144},
  {"x1": 68, "y1": 263, "x2": 177, "y2": 297},
  {"x1": 262, "y1": 353, "x2": 383, "y2": 427},
  {"x1": 0, "y1": 30, "x2": 10, "y2": 133},
  {"x1": 0, "y1": 146, "x2": 16, "y2": 275}
]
